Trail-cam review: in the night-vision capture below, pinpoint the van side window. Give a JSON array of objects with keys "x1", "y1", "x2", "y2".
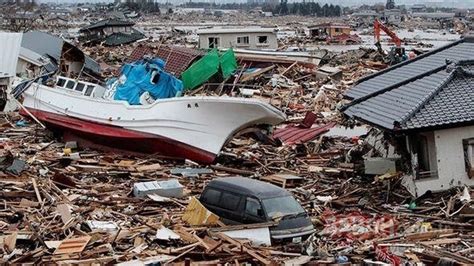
[
  {"x1": 246, "y1": 197, "x2": 264, "y2": 217},
  {"x1": 220, "y1": 191, "x2": 241, "y2": 210},
  {"x1": 201, "y1": 188, "x2": 221, "y2": 206}
]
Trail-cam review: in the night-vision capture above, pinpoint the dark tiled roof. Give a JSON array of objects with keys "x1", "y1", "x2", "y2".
[
  {"x1": 344, "y1": 60, "x2": 474, "y2": 131},
  {"x1": 405, "y1": 65, "x2": 474, "y2": 129},
  {"x1": 345, "y1": 37, "x2": 474, "y2": 100},
  {"x1": 80, "y1": 18, "x2": 134, "y2": 32},
  {"x1": 343, "y1": 36, "x2": 474, "y2": 131},
  {"x1": 104, "y1": 30, "x2": 145, "y2": 46}
]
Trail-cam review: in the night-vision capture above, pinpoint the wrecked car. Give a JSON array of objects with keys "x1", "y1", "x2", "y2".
[{"x1": 200, "y1": 177, "x2": 315, "y2": 241}]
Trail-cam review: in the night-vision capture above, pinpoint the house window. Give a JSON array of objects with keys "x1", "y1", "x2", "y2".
[
  {"x1": 237, "y1": 36, "x2": 249, "y2": 45},
  {"x1": 335, "y1": 28, "x2": 341, "y2": 33},
  {"x1": 415, "y1": 132, "x2": 437, "y2": 179},
  {"x1": 257, "y1": 35, "x2": 268, "y2": 44},
  {"x1": 463, "y1": 138, "x2": 474, "y2": 178},
  {"x1": 208, "y1": 37, "x2": 219, "y2": 49}
]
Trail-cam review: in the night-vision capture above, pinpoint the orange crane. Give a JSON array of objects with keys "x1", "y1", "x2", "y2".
[{"x1": 373, "y1": 19, "x2": 405, "y2": 65}]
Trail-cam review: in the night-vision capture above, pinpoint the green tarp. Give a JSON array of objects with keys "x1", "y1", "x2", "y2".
[
  {"x1": 220, "y1": 49, "x2": 238, "y2": 79},
  {"x1": 181, "y1": 48, "x2": 238, "y2": 90}
]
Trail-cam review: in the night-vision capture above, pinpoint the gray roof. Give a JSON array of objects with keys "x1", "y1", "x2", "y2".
[
  {"x1": 21, "y1": 31, "x2": 100, "y2": 75},
  {"x1": 405, "y1": 65, "x2": 474, "y2": 130},
  {"x1": 343, "y1": 36, "x2": 474, "y2": 131},
  {"x1": 80, "y1": 18, "x2": 134, "y2": 32},
  {"x1": 345, "y1": 37, "x2": 473, "y2": 100},
  {"x1": 208, "y1": 177, "x2": 290, "y2": 199}
]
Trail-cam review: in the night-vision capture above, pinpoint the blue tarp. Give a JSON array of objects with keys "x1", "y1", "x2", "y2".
[{"x1": 113, "y1": 58, "x2": 183, "y2": 105}]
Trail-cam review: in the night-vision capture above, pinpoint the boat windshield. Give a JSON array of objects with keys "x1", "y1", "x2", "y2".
[{"x1": 262, "y1": 196, "x2": 305, "y2": 218}]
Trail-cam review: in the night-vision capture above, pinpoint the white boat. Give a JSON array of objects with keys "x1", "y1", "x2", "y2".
[{"x1": 20, "y1": 76, "x2": 286, "y2": 163}]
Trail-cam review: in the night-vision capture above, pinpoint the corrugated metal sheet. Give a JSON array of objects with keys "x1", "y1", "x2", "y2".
[
  {"x1": 0, "y1": 32, "x2": 22, "y2": 78},
  {"x1": 273, "y1": 122, "x2": 336, "y2": 145}
]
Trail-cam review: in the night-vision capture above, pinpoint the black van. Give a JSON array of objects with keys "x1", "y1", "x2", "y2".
[{"x1": 199, "y1": 177, "x2": 315, "y2": 241}]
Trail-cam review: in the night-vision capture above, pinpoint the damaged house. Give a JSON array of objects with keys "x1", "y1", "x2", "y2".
[
  {"x1": 79, "y1": 18, "x2": 146, "y2": 46},
  {"x1": 21, "y1": 31, "x2": 101, "y2": 79},
  {"x1": 197, "y1": 28, "x2": 278, "y2": 50},
  {"x1": 343, "y1": 36, "x2": 474, "y2": 196},
  {"x1": 308, "y1": 23, "x2": 361, "y2": 44}
]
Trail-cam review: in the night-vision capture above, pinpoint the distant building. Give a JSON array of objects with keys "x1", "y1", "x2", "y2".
[
  {"x1": 386, "y1": 0, "x2": 395, "y2": 10},
  {"x1": 48, "y1": 8, "x2": 71, "y2": 17},
  {"x1": 410, "y1": 4, "x2": 426, "y2": 13},
  {"x1": 308, "y1": 23, "x2": 352, "y2": 39},
  {"x1": 411, "y1": 12, "x2": 456, "y2": 20},
  {"x1": 382, "y1": 9, "x2": 402, "y2": 25},
  {"x1": 79, "y1": 18, "x2": 146, "y2": 46},
  {"x1": 351, "y1": 10, "x2": 381, "y2": 24},
  {"x1": 197, "y1": 28, "x2": 278, "y2": 50}
]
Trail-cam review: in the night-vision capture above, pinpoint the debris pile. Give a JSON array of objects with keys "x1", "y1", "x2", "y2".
[{"x1": 1, "y1": 107, "x2": 472, "y2": 264}]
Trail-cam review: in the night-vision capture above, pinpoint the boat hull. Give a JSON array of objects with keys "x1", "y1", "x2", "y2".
[
  {"x1": 20, "y1": 83, "x2": 286, "y2": 163},
  {"x1": 22, "y1": 107, "x2": 217, "y2": 163}
]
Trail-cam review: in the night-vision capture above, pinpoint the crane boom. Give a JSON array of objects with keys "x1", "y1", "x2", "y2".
[{"x1": 374, "y1": 19, "x2": 401, "y2": 47}]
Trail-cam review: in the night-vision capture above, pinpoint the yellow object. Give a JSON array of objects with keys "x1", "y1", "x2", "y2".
[
  {"x1": 63, "y1": 148, "x2": 72, "y2": 155},
  {"x1": 182, "y1": 196, "x2": 219, "y2": 226}
]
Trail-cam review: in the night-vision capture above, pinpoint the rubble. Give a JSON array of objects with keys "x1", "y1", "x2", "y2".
[{"x1": 0, "y1": 2, "x2": 473, "y2": 265}]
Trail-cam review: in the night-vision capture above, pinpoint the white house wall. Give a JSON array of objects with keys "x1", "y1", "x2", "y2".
[
  {"x1": 198, "y1": 32, "x2": 278, "y2": 50},
  {"x1": 415, "y1": 125, "x2": 474, "y2": 194}
]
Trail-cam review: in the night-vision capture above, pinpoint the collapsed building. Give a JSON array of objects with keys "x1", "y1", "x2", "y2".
[{"x1": 79, "y1": 18, "x2": 146, "y2": 47}]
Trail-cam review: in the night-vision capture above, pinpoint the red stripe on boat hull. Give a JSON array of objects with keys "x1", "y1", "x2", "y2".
[{"x1": 20, "y1": 108, "x2": 216, "y2": 164}]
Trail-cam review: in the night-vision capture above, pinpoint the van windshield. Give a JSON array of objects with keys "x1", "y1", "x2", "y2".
[{"x1": 262, "y1": 196, "x2": 305, "y2": 218}]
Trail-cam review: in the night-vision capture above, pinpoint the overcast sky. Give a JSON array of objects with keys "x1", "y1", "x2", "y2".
[{"x1": 40, "y1": 0, "x2": 474, "y2": 8}]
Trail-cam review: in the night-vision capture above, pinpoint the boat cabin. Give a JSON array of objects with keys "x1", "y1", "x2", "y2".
[{"x1": 56, "y1": 76, "x2": 106, "y2": 98}]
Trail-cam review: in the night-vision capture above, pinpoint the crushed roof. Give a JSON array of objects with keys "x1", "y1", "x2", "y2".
[
  {"x1": 80, "y1": 18, "x2": 134, "y2": 32},
  {"x1": 22, "y1": 31, "x2": 100, "y2": 75},
  {"x1": 104, "y1": 29, "x2": 145, "y2": 46},
  {"x1": 128, "y1": 45, "x2": 204, "y2": 76},
  {"x1": 308, "y1": 23, "x2": 351, "y2": 29},
  {"x1": 344, "y1": 39, "x2": 474, "y2": 130}
]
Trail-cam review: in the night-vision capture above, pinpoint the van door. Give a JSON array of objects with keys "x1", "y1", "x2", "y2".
[
  {"x1": 243, "y1": 197, "x2": 267, "y2": 224},
  {"x1": 215, "y1": 190, "x2": 244, "y2": 224}
]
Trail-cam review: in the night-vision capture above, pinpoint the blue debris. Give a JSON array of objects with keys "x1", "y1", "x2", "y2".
[
  {"x1": 15, "y1": 120, "x2": 28, "y2": 127},
  {"x1": 113, "y1": 58, "x2": 183, "y2": 105}
]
